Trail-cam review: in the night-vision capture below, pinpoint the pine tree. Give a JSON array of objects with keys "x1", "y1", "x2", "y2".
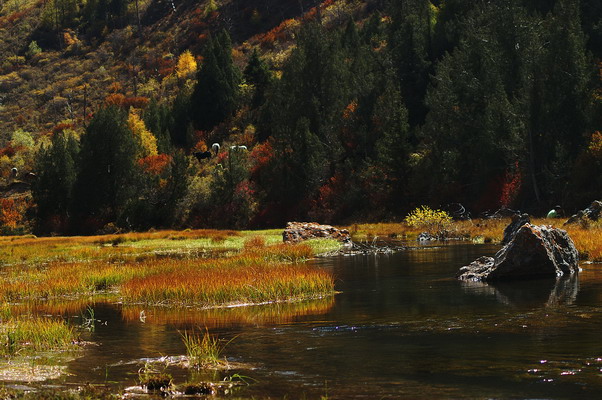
[
  {"x1": 389, "y1": 0, "x2": 434, "y2": 127},
  {"x1": 190, "y1": 30, "x2": 241, "y2": 132},
  {"x1": 421, "y1": 2, "x2": 527, "y2": 209},
  {"x1": 71, "y1": 106, "x2": 141, "y2": 230},
  {"x1": 32, "y1": 131, "x2": 79, "y2": 233},
  {"x1": 243, "y1": 49, "x2": 272, "y2": 109},
  {"x1": 143, "y1": 99, "x2": 173, "y2": 154}
]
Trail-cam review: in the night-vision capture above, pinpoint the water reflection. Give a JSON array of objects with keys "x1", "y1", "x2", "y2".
[
  {"x1": 5, "y1": 244, "x2": 602, "y2": 399},
  {"x1": 120, "y1": 297, "x2": 335, "y2": 327},
  {"x1": 461, "y1": 274, "x2": 579, "y2": 307}
]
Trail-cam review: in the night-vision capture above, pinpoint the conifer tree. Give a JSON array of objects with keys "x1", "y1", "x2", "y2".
[
  {"x1": 32, "y1": 131, "x2": 79, "y2": 233},
  {"x1": 71, "y1": 106, "x2": 141, "y2": 230},
  {"x1": 243, "y1": 49, "x2": 272, "y2": 109},
  {"x1": 190, "y1": 30, "x2": 241, "y2": 132}
]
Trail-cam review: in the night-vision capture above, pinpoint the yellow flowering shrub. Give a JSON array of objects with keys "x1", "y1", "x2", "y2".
[{"x1": 405, "y1": 206, "x2": 453, "y2": 236}]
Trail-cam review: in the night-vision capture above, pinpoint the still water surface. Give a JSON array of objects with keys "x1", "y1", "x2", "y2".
[{"x1": 31, "y1": 243, "x2": 602, "y2": 398}]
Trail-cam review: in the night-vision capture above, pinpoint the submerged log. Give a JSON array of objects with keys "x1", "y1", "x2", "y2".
[{"x1": 458, "y1": 223, "x2": 579, "y2": 281}]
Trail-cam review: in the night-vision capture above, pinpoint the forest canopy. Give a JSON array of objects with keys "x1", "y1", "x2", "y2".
[{"x1": 0, "y1": 0, "x2": 601, "y2": 234}]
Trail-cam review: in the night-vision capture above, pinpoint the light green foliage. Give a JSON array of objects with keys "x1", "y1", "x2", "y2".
[
  {"x1": 405, "y1": 206, "x2": 452, "y2": 236},
  {"x1": 204, "y1": 0, "x2": 219, "y2": 16},
  {"x1": 25, "y1": 41, "x2": 41, "y2": 58},
  {"x1": 10, "y1": 129, "x2": 34, "y2": 149}
]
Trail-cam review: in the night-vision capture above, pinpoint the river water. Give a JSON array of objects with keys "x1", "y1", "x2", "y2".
[{"x1": 19, "y1": 243, "x2": 602, "y2": 398}]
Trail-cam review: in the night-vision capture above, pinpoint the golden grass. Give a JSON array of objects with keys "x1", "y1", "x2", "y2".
[
  {"x1": 348, "y1": 219, "x2": 511, "y2": 242},
  {"x1": 562, "y1": 224, "x2": 602, "y2": 262},
  {"x1": 120, "y1": 247, "x2": 333, "y2": 306},
  {"x1": 0, "y1": 232, "x2": 335, "y2": 307}
]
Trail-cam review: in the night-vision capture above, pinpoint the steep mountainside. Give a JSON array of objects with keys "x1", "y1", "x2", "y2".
[{"x1": 0, "y1": 0, "x2": 361, "y2": 145}]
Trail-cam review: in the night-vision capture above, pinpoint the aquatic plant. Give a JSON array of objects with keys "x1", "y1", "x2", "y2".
[
  {"x1": 0, "y1": 229, "x2": 337, "y2": 307},
  {"x1": 138, "y1": 362, "x2": 173, "y2": 392},
  {"x1": 120, "y1": 256, "x2": 334, "y2": 306},
  {"x1": 181, "y1": 329, "x2": 232, "y2": 368}
]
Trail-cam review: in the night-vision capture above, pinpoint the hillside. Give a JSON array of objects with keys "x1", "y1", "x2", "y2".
[
  {"x1": 0, "y1": 0, "x2": 340, "y2": 141},
  {"x1": 0, "y1": 0, "x2": 601, "y2": 235}
]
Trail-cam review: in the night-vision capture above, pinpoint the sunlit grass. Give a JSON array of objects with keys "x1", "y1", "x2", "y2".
[
  {"x1": 181, "y1": 329, "x2": 232, "y2": 369},
  {"x1": 0, "y1": 229, "x2": 285, "y2": 267},
  {"x1": 120, "y1": 249, "x2": 334, "y2": 306},
  {"x1": 348, "y1": 218, "x2": 602, "y2": 263},
  {"x1": 348, "y1": 220, "x2": 509, "y2": 242},
  {"x1": 0, "y1": 232, "x2": 336, "y2": 306},
  {"x1": 0, "y1": 315, "x2": 78, "y2": 356},
  {"x1": 563, "y1": 224, "x2": 602, "y2": 262}
]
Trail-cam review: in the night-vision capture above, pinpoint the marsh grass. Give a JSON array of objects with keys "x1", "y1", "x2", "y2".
[
  {"x1": 0, "y1": 316, "x2": 78, "y2": 356},
  {"x1": 563, "y1": 224, "x2": 602, "y2": 262},
  {"x1": 350, "y1": 219, "x2": 602, "y2": 263},
  {"x1": 120, "y1": 252, "x2": 334, "y2": 306},
  {"x1": 181, "y1": 329, "x2": 232, "y2": 369},
  {"x1": 0, "y1": 233, "x2": 336, "y2": 307},
  {"x1": 0, "y1": 229, "x2": 252, "y2": 267},
  {"x1": 349, "y1": 219, "x2": 512, "y2": 243}
]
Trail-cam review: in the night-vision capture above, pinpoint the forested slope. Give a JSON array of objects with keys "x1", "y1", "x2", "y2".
[{"x1": 0, "y1": 0, "x2": 601, "y2": 234}]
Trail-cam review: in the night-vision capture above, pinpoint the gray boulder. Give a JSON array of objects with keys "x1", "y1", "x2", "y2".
[{"x1": 458, "y1": 224, "x2": 579, "y2": 281}]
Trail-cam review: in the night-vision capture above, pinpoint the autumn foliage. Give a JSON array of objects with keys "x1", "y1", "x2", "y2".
[
  {"x1": 138, "y1": 154, "x2": 171, "y2": 175},
  {"x1": 0, "y1": 197, "x2": 31, "y2": 233}
]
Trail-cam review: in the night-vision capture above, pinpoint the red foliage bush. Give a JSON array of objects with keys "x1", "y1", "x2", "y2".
[
  {"x1": 0, "y1": 145, "x2": 21, "y2": 158},
  {"x1": 105, "y1": 94, "x2": 149, "y2": 109},
  {"x1": 249, "y1": 140, "x2": 274, "y2": 178},
  {"x1": 138, "y1": 154, "x2": 172, "y2": 175},
  {"x1": 500, "y1": 162, "x2": 522, "y2": 207},
  {"x1": 0, "y1": 197, "x2": 29, "y2": 230},
  {"x1": 52, "y1": 122, "x2": 75, "y2": 134}
]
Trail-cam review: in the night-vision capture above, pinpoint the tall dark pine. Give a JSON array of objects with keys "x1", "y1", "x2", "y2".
[
  {"x1": 389, "y1": 0, "x2": 433, "y2": 127},
  {"x1": 190, "y1": 30, "x2": 241, "y2": 132},
  {"x1": 243, "y1": 49, "x2": 272, "y2": 109},
  {"x1": 72, "y1": 106, "x2": 140, "y2": 229},
  {"x1": 32, "y1": 131, "x2": 79, "y2": 232}
]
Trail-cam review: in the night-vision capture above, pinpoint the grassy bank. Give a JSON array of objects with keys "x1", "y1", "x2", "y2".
[{"x1": 0, "y1": 229, "x2": 340, "y2": 306}]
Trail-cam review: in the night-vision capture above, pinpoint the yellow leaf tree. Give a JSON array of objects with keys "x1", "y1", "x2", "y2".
[
  {"x1": 127, "y1": 109, "x2": 158, "y2": 157},
  {"x1": 176, "y1": 50, "x2": 198, "y2": 79}
]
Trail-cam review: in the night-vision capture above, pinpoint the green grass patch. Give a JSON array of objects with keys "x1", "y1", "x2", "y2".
[
  {"x1": 181, "y1": 329, "x2": 232, "y2": 369},
  {"x1": 0, "y1": 315, "x2": 78, "y2": 356}
]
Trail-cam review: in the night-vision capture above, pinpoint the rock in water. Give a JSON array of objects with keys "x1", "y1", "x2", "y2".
[
  {"x1": 501, "y1": 213, "x2": 530, "y2": 245},
  {"x1": 283, "y1": 222, "x2": 351, "y2": 245},
  {"x1": 457, "y1": 224, "x2": 579, "y2": 281}
]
